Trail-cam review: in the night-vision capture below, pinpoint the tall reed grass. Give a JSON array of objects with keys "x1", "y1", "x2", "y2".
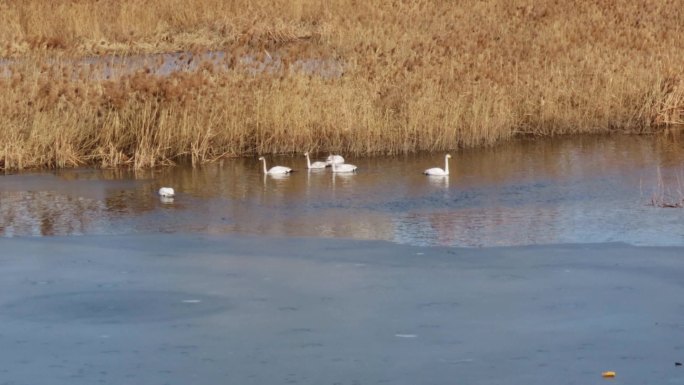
[{"x1": 1, "y1": 0, "x2": 683, "y2": 170}]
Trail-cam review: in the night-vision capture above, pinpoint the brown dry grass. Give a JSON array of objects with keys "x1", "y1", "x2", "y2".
[{"x1": 1, "y1": 0, "x2": 683, "y2": 170}]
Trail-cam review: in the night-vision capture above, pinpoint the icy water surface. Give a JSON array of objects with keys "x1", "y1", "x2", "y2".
[{"x1": 1, "y1": 135, "x2": 683, "y2": 247}]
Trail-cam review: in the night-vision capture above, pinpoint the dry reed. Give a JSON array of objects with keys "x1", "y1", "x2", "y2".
[{"x1": 1, "y1": 0, "x2": 683, "y2": 170}]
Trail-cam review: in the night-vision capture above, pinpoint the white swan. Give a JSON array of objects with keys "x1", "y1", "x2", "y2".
[
  {"x1": 424, "y1": 154, "x2": 451, "y2": 176},
  {"x1": 332, "y1": 160, "x2": 358, "y2": 173},
  {"x1": 158, "y1": 187, "x2": 175, "y2": 197},
  {"x1": 259, "y1": 156, "x2": 293, "y2": 175},
  {"x1": 326, "y1": 154, "x2": 345, "y2": 166},
  {"x1": 304, "y1": 152, "x2": 327, "y2": 169}
]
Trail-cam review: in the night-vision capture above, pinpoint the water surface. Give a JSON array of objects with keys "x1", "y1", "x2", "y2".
[{"x1": 1, "y1": 135, "x2": 683, "y2": 247}]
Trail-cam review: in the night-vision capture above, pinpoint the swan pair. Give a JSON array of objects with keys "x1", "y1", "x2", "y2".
[
  {"x1": 264, "y1": 153, "x2": 357, "y2": 174},
  {"x1": 304, "y1": 152, "x2": 346, "y2": 169},
  {"x1": 311, "y1": 153, "x2": 357, "y2": 173}
]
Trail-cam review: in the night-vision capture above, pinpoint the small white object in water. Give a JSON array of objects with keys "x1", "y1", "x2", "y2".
[
  {"x1": 182, "y1": 299, "x2": 202, "y2": 303},
  {"x1": 395, "y1": 334, "x2": 418, "y2": 338},
  {"x1": 439, "y1": 358, "x2": 474, "y2": 364},
  {"x1": 158, "y1": 187, "x2": 175, "y2": 197}
]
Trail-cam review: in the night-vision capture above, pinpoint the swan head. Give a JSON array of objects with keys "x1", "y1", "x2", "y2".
[
  {"x1": 304, "y1": 152, "x2": 309, "y2": 156},
  {"x1": 446, "y1": 154, "x2": 452, "y2": 159},
  {"x1": 258, "y1": 156, "x2": 265, "y2": 161}
]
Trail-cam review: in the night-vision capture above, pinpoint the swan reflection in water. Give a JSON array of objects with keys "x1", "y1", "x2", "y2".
[
  {"x1": 262, "y1": 172, "x2": 291, "y2": 193},
  {"x1": 427, "y1": 174, "x2": 449, "y2": 189},
  {"x1": 331, "y1": 171, "x2": 356, "y2": 197},
  {"x1": 159, "y1": 196, "x2": 175, "y2": 204}
]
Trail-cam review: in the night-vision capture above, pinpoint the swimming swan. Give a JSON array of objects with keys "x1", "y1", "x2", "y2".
[
  {"x1": 424, "y1": 154, "x2": 451, "y2": 176},
  {"x1": 304, "y1": 152, "x2": 327, "y2": 169},
  {"x1": 332, "y1": 160, "x2": 358, "y2": 173},
  {"x1": 326, "y1": 154, "x2": 345, "y2": 166},
  {"x1": 259, "y1": 156, "x2": 293, "y2": 175},
  {"x1": 158, "y1": 187, "x2": 175, "y2": 197}
]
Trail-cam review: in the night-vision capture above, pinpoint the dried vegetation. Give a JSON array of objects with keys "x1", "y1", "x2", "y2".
[{"x1": 0, "y1": 0, "x2": 683, "y2": 170}]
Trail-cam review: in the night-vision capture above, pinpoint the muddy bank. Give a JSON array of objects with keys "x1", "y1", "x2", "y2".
[{"x1": 1, "y1": 234, "x2": 683, "y2": 385}]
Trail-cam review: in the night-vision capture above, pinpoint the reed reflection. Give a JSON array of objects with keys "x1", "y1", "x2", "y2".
[
  {"x1": 426, "y1": 175, "x2": 449, "y2": 189},
  {"x1": 0, "y1": 191, "x2": 104, "y2": 236}
]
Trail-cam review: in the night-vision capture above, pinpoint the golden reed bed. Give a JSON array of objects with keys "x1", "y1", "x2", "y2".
[{"x1": 0, "y1": 0, "x2": 682, "y2": 170}]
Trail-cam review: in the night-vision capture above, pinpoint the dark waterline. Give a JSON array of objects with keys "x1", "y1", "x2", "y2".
[{"x1": 1, "y1": 135, "x2": 683, "y2": 247}]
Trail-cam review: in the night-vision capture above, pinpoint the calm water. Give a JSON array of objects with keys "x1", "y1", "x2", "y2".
[{"x1": 1, "y1": 135, "x2": 683, "y2": 247}]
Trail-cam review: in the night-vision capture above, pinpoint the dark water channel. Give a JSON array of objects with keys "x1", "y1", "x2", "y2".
[{"x1": 1, "y1": 135, "x2": 683, "y2": 247}]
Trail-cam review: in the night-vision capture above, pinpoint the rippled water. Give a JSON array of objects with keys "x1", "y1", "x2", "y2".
[{"x1": 1, "y1": 135, "x2": 683, "y2": 247}]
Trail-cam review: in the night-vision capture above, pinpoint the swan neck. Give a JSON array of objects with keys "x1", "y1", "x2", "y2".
[
  {"x1": 445, "y1": 155, "x2": 450, "y2": 175},
  {"x1": 305, "y1": 154, "x2": 311, "y2": 168},
  {"x1": 261, "y1": 158, "x2": 267, "y2": 174}
]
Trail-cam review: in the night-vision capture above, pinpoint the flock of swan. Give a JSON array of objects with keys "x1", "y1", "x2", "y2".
[{"x1": 158, "y1": 153, "x2": 452, "y2": 198}]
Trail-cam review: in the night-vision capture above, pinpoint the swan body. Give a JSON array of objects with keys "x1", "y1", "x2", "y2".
[
  {"x1": 259, "y1": 156, "x2": 293, "y2": 175},
  {"x1": 332, "y1": 161, "x2": 358, "y2": 173},
  {"x1": 158, "y1": 187, "x2": 175, "y2": 197},
  {"x1": 424, "y1": 154, "x2": 451, "y2": 176},
  {"x1": 326, "y1": 154, "x2": 345, "y2": 166},
  {"x1": 304, "y1": 152, "x2": 327, "y2": 169}
]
